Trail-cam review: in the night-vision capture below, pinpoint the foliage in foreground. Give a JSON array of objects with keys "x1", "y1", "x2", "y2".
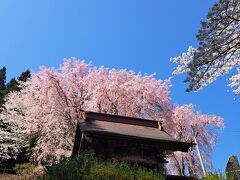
[
  {"x1": 41, "y1": 154, "x2": 165, "y2": 180},
  {"x1": 201, "y1": 171, "x2": 226, "y2": 180},
  {"x1": 13, "y1": 163, "x2": 44, "y2": 180}
]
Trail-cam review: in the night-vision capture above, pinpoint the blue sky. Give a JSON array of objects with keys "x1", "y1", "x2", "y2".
[{"x1": 0, "y1": 0, "x2": 239, "y2": 171}]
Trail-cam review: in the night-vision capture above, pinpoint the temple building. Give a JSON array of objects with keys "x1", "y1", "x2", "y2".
[{"x1": 72, "y1": 111, "x2": 195, "y2": 179}]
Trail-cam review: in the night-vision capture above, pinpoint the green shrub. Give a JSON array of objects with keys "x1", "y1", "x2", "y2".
[
  {"x1": 14, "y1": 163, "x2": 44, "y2": 180},
  {"x1": 40, "y1": 153, "x2": 95, "y2": 180},
  {"x1": 14, "y1": 163, "x2": 38, "y2": 175},
  {"x1": 201, "y1": 171, "x2": 226, "y2": 180},
  {"x1": 41, "y1": 153, "x2": 165, "y2": 180},
  {"x1": 89, "y1": 161, "x2": 164, "y2": 180}
]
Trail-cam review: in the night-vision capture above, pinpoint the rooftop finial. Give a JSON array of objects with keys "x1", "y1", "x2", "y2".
[{"x1": 158, "y1": 121, "x2": 163, "y2": 131}]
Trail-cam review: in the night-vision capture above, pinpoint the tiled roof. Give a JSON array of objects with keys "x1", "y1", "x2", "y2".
[{"x1": 77, "y1": 112, "x2": 194, "y2": 152}]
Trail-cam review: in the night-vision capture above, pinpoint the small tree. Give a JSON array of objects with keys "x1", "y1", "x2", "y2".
[
  {"x1": 226, "y1": 155, "x2": 240, "y2": 180},
  {"x1": 0, "y1": 109, "x2": 26, "y2": 163},
  {"x1": 0, "y1": 69, "x2": 31, "y2": 164}
]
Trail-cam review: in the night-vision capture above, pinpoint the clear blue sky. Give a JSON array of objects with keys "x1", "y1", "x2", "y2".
[{"x1": 0, "y1": 0, "x2": 239, "y2": 172}]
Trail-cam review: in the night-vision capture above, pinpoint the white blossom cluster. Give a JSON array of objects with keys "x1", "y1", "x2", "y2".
[
  {"x1": 0, "y1": 106, "x2": 26, "y2": 162},
  {"x1": 171, "y1": 46, "x2": 240, "y2": 93},
  {"x1": 171, "y1": 0, "x2": 240, "y2": 93}
]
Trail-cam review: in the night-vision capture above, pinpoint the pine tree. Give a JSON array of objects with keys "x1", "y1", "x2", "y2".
[
  {"x1": 6, "y1": 78, "x2": 18, "y2": 93},
  {"x1": 0, "y1": 67, "x2": 6, "y2": 107},
  {"x1": 17, "y1": 70, "x2": 31, "y2": 82},
  {"x1": 6, "y1": 70, "x2": 31, "y2": 93},
  {"x1": 226, "y1": 155, "x2": 240, "y2": 180}
]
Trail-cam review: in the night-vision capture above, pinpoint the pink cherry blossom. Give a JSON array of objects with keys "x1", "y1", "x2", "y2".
[{"x1": 2, "y1": 59, "x2": 223, "y2": 176}]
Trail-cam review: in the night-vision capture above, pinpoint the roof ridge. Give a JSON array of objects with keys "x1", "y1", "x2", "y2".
[{"x1": 84, "y1": 111, "x2": 160, "y2": 128}]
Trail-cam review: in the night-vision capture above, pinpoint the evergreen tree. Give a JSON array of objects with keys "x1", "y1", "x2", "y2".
[
  {"x1": 6, "y1": 78, "x2": 18, "y2": 93},
  {"x1": 0, "y1": 67, "x2": 6, "y2": 107},
  {"x1": 6, "y1": 70, "x2": 31, "y2": 93},
  {"x1": 0, "y1": 67, "x2": 6, "y2": 89},
  {"x1": 226, "y1": 155, "x2": 240, "y2": 180},
  {"x1": 17, "y1": 69, "x2": 31, "y2": 82}
]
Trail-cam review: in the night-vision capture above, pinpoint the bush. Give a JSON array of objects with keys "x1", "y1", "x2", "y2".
[
  {"x1": 14, "y1": 163, "x2": 44, "y2": 180},
  {"x1": 201, "y1": 171, "x2": 226, "y2": 180},
  {"x1": 41, "y1": 153, "x2": 165, "y2": 180},
  {"x1": 14, "y1": 163, "x2": 38, "y2": 175},
  {"x1": 40, "y1": 153, "x2": 95, "y2": 180},
  {"x1": 89, "y1": 161, "x2": 164, "y2": 180}
]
